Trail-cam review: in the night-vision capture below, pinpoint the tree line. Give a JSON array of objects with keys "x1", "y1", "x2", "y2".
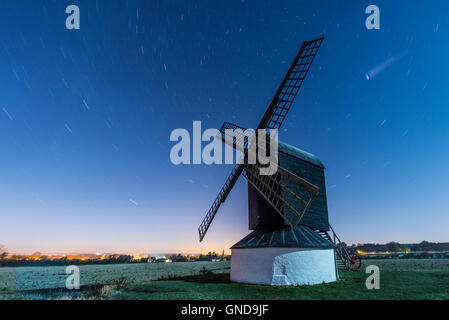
[{"x1": 349, "y1": 241, "x2": 449, "y2": 253}]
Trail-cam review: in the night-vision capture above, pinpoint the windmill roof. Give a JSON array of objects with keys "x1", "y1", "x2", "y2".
[
  {"x1": 231, "y1": 225, "x2": 335, "y2": 249},
  {"x1": 278, "y1": 141, "x2": 324, "y2": 168}
]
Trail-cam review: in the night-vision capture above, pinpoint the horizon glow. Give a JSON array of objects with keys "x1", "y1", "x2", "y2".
[{"x1": 1, "y1": 0, "x2": 449, "y2": 255}]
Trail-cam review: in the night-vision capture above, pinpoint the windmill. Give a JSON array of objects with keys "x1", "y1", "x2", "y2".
[{"x1": 198, "y1": 37, "x2": 361, "y2": 286}]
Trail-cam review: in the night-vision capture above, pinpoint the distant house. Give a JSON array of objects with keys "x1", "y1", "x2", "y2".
[{"x1": 147, "y1": 257, "x2": 156, "y2": 263}]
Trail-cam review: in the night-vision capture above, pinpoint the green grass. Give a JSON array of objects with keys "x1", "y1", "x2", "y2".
[
  {"x1": 2, "y1": 260, "x2": 449, "y2": 300},
  {"x1": 111, "y1": 270, "x2": 449, "y2": 300}
]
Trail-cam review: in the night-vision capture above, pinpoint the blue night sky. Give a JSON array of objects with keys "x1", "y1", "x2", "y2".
[{"x1": 0, "y1": 1, "x2": 448, "y2": 254}]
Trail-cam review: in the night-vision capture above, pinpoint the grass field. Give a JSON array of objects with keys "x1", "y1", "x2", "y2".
[
  {"x1": 1, "y1": 259, "x2": 448, "y2": 300},
  {"x1": 0, "y1": 261, "x2": 230, "y2": 300}
]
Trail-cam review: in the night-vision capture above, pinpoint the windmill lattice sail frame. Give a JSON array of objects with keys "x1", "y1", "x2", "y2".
[
  {"x1": 217, "y1": 121, "x2": 320, "y2": 228},
  {"x1": 258, "y1": 37, "x2": 324, "y2": 130},
  {"x1": 243, "y1": 164, "x2": 319, "y2": 229}
]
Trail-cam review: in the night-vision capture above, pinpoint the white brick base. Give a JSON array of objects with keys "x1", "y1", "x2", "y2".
[{"x1": 231, "y1": 247, "x2": 337, "y2": 286}]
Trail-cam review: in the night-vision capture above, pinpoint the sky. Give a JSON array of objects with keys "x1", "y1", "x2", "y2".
[{"x1": 0, "y1": 0, "x2": 448, "y2": 255}]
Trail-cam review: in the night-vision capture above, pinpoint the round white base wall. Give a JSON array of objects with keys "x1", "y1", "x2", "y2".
[{"x1": 231, "y1": 247, "x2": 337, "y2": 286}]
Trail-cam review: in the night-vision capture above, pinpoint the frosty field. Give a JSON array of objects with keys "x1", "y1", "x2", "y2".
[
  {"x1": 1, "y1": 259, "x2": 449, "y2": 300},
  {"x1": 0, "y1": 261, "x2": 230, "y2": 299}
]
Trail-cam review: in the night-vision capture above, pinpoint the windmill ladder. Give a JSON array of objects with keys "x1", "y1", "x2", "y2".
[{"x1": 315, "y1": 225, "x2": 353, "y2": 275}]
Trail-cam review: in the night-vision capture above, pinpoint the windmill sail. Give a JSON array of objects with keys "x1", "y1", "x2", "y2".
[
  {"x1": 218, "y1": 122, "x2": 253, "y2": 153},
  {"x1": 198, "y1": 37, "x2": 324, "y2": 242},
  {"x1": 258, "y1": 37, "x2": 324, "y2": 130},
  {"x1": 220, "y1": 121, "x2": 249, "y2": 134},
  {"x1": 198, "y1": 164, "x2": 244, "y2": 242},
  {"x1": 243, "y1": 164, "x2": 319, "y2": 228}
]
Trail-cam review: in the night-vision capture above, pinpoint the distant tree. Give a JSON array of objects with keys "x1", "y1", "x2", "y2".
[
  {"x1": 116, "y1": 255, "x2": 132, "y2": 264},
  {"x1": 0, "y1": 244, "x2": 8, "y2": 259},
  {"x1": 385, "y1": 242, "x2": 401, "y2": 252},
  {"x1": 169, "y1": 254, "x2": 187, "y2": 262},
  {"x1": 198, "y1": 254, "x2": 209, "y2": 261}
]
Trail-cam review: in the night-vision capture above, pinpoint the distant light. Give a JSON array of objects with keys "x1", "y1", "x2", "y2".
[{"x1": 365, "y1": 73, "x2": 370, "y2": 81}]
